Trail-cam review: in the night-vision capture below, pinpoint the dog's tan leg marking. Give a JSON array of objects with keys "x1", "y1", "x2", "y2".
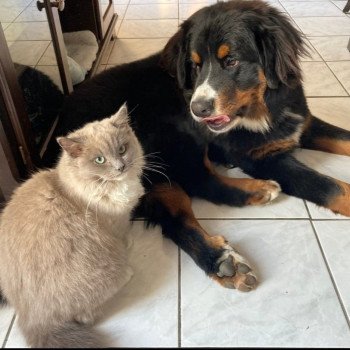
[
  {"x1": 248, "y1": 139, "x2": 297, "y2": 160},
  {"x1": 152, "y1": 183, "x2": 258, "y2": 291},
  {"x1": 204, "y1": 152, "x2": 281, "y2": 205},
  {"x1": 310, "y1": 138, "x2": 350, "y2": 157},
  {"x1": 328, "y1": 180, "x2": 350, "y2": 216}
]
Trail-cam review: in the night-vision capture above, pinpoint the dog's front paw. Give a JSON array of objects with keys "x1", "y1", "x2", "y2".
[
  {"x1": 247, "y1": 180, "x2": 281, "y2": 205},
  {"x1": 212, "y1": 244, "x2": 258, "y2": 292}
]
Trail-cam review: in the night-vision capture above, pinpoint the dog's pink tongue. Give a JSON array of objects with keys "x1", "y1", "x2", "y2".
[{"x1": 202, "y1": 115, "x2": 230, "y2": 125}]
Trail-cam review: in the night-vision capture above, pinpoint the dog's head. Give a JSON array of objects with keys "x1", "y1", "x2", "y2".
[{"x1": 160, "y1": 0, "x2": 308, "y2": 134}]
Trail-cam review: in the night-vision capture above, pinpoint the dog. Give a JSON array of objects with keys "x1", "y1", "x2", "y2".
[{"x1": 43, "y1": 0, "x2": 350, "y2": 292}]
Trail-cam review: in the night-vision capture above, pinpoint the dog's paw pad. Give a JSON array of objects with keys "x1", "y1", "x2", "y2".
[
  {"x1": 249, "y1": 180, "x2": 281, "y2": 205},
  {"x1": 214, "y1": 245, "x2": 258, "y2": 292},
  {"x1": 265, "y1": 180, "x2": 281, "y2": 201}
]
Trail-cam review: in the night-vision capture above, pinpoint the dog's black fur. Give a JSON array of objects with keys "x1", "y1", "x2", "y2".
[{"x1": 43, "y1": 0, "x2": 350, "y2": 290}]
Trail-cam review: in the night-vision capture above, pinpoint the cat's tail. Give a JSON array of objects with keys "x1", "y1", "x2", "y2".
[{"x1": 22, "y1": 321, "x2": 106, "y2": 348}]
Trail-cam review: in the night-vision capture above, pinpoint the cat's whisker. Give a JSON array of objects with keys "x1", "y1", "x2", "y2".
[
  {"x1": 136, "y1": 152, "x2": 168, "y2": 165},
  {"x1": 141, "y1": 172, "x2": 153, "y2": 185},
  {"x1": 143, "y1": 151, "x2": 163, "y2": 158},
  {"x1": 131, "y1": 158, "x2": 167, "y2": 171},
  {"x1": 142, "y1": 166, "x2": 172, "y2": 186},
  {"x1": 127, "y1": 104, "x2": 139, "y2": 116},
  {"x1": 145, "y1": 162, "x2": 167, "y2": 170},
  {"x1": 133, "y1": 154, "x2": 170, "y2": 177}
]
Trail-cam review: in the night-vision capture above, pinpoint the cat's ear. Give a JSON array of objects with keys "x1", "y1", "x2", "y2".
[
  {"x1": 57, "y1": 137, "x2": 83, "y2": 158},
  {"x1": 110, "y1": 102, "x2": 130, "y2": 126}
]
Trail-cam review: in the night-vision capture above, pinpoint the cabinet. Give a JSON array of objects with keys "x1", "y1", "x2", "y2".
[{"x1": 0, "y1": 0, "x2": 118, "y2": 203}]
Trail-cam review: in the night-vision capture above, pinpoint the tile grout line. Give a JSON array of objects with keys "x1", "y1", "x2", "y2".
[
  {"x1": 292, "y1": 15, "x2": 350, "y2": 18},
  {"x1": 178, "y1": 247, "x2": 182, "y2": 348},
  {"x1": 302, "y1": 16, "x2": 350, "y2": 97},
  {"x1": 117, "y1": 36, "x2": 175, "y2": 39},
  {"x1": 1, "y1": 314, "x2": 16, "y2": 349},
  {"x1": 307, "y1": 34, "x2": 350, "y2": 36},
  {"x1": 132, "y1": 217, "x2": 350, "y2": 221},
  {"x1": 107, "y1": 0, "x2": 131, "y2": 64},
  {"x1": 301, "y1": 199, "x2": 310, "y2": 219},
  {"x1": 285, "y1": 6, "x2": 350, "y2": 97},
  {"x1": 113, "y1": 0, "x2": 131, "y2": 43},
  {"x1": 323, "y1": 61, "x2": 350, "y2": 97},
  {"x1": 329, "y1": 0, "x2": 349, "y2": 12},
  {"x1": 304, "y1": 203, "x2": 350, "y2": 331},
  {"x1": 312, "y1": 60, "x2": 350, "y2": 62},
  {"x1": 34, "y1": 40, "x2": 52, "y2": 69},
  {"x1": 306, "y1": 36, "x2": 350, "y2": 97},
  {"x1": 10, "y1": 0, "x2": 33, "y2": 24},
  {"x1": 306, "y1": 95, "x2": 350, "y2": 99}
]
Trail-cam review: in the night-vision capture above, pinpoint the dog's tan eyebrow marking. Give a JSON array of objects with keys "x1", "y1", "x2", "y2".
[
  {"x1": 191, "y1": 51, "x2": 201, "y2": 65},
  {"x1": 217, "y1": 44, "x2": 230, "y2": 59}
]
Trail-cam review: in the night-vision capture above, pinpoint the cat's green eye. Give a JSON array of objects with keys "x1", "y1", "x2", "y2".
[
  {"x1": 119, "y1": 144, "x2": 127, "y2": 155},
  {"x1": 94, "y1": 156, "x2": 106, "y2": 164}
]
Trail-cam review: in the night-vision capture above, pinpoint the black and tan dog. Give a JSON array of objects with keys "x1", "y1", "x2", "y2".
[{"x1": 45, "y1": 0, "x2": 350, "y2": 292}]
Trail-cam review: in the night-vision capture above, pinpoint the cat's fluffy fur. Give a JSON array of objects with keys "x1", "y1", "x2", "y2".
[{"x1": 0, "y1": 104, "x2": 145, "y2": 348}]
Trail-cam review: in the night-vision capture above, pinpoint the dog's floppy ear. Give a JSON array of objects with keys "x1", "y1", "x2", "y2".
[
  {"x1": 159, "y1": 25, "x2": 192, "y2": 90},
  {"x1": 253, "y1": 9, "x2": 308, "y2": 89}
]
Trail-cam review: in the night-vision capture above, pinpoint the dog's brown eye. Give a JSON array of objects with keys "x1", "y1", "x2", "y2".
[{"x1": 224, "y1": 57, "x2": 239, "y2": 68}]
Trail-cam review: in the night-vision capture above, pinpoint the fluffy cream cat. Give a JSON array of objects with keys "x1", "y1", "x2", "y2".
[{"x1": 0, "y1": 104, "x2": 145, "y2": 348}]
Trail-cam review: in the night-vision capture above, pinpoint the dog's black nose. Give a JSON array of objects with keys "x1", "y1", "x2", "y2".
[{"x1": 191, "y1": 99, "x2": 214, "y2": 118}]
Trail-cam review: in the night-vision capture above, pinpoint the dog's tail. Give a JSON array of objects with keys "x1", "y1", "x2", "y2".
[
  {"x1": 22, "y1": 321, "x2": 105, "y2": 348},
  {"x1": 300, "y1": 114, "x2": 350, "y2": 156}
]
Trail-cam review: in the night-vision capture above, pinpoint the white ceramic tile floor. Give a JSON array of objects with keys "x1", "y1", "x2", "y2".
[
  {"x1": 7, "y1": 40, "x2": 50, "y2": 66},
  {"x1": 108, "y1": 38, "x2": 169, "y2": 64},
  {"x1": 118, "y1": 19, "x2": 179, "y2": 38},
  {"x1": 328, "y1": 61, "x2": 350, "y2": 93},
  {"x1": 1, "y1": 0, "x2": 350, "y2": 348},
  {"x1": 0, "y1": 0, "x2": 58, "y2": 85},
  {"x1": 300, "y1": 38, "x2": 322, "y2": 61},
  {"x1": 301, "y1": 61, "x2": 348, "y2": 96},
  {"x1": 125, "y1": 4, "x2": 179, "y2": 19},
  {"x1": 179, "y1": 2, "x2": 213, "y2": 18},
  {"x1": 1, "y1": 22, "x2": 11, "y2": 30},
  {"x1": 4, "y1": 21, "x2": 51, "y2": 41},
  {"x1": 181, "y1": 220, "x2": 350, "y2": 347},
  {"x1": 281, "y1": 0, "x2": 346, "y2": 16},
  {"x1": 293, "y1": 16, "x2": 350, "y2": 36},
  {"x1": 14, "y1": 6, "x2": 47, "y2": 22},
  {"x1": 314, "y1": 221, "x2": 350, "y2": 319},
  {"x1": 332, "y1": 0, "x2": 348, "y2": 10},
  {"x1": 308, "y1": 36, "x2": 350, "y2": 61}
]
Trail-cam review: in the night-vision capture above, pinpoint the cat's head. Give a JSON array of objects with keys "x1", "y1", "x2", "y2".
[{"x1": 57, "y1": 104, "x2": 144, "y2": 182}]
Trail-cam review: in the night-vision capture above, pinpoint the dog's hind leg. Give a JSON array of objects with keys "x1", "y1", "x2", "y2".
[
  {"x1": 135, "y1": 182, "x2": 258, "y2": 291},
  {"x1": 300, "y1": 115, "x2": 350, "y2": 156},
  {"x1": 240, "y1": 152, "x2": 350, "y2": 217}
]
